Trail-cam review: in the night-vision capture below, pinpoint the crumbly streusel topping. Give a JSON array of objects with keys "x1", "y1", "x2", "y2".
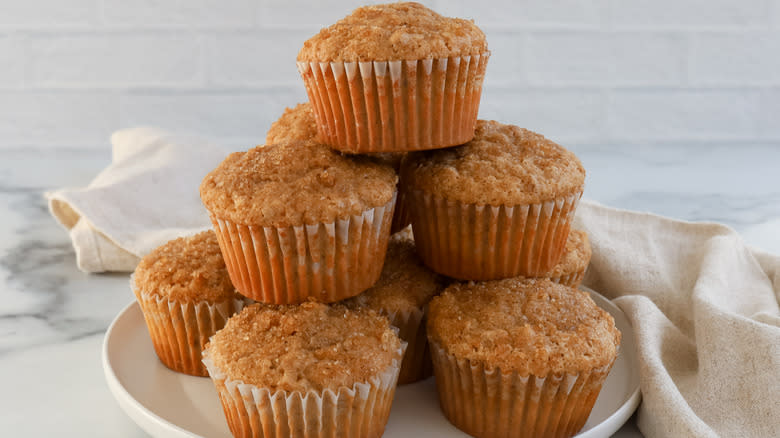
[
  {"x1": 133, "y1": 231, "x2": 238, "y2": 303},
  {"x1": 403, "y1": 120, "x2": 585, "y2": 205},
  {"x1": 298, "y1": 2, "x2": 487, "y2": 62},
  {"x1": 200, "y1": 142, "x2": 397, "y2": 227},
  {"x1": 427, "y1": 278, "x2": 620, "y2": 375},
  {"x1": 206, "y1": 302, "x2": 402, "y2": 392}
]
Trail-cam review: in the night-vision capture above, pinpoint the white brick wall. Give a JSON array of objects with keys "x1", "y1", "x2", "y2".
[
  {"x1": 28, "y1": 34, "x2": 203, "y2": 88},
  {"x1": 524, "y1": 32, "x2": 686, "y2": 86},
  {"x1": 690, "y1": 32, "x2": 780, "y2": 85},
  {"x1": 0, "y1": 0, "x2": 96, "y2": 29},
  {"x1": 100, "y1": 0, "x2": 256, "y2": 29},
  {"x1": 0, "y1": 0, "x2": 777, "y2": 149},
  {"x1": 607, "y1": 90, "x2": 762, "y2": 142},
  {"x1": 608, "y1": 0, "x2": 769, "y2": 29},
  {"x1": 0, "y1": 92, "x2": 117, "y2": 148}
]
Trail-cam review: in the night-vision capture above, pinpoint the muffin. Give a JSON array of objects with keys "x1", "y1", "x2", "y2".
[
  {"x1": 202, "y1": 302, "x2": 405, "y2": 438},
  {"x1": 131, "y1": 231, "x2": 248, "y2": 376},
  {"x1": 297, "y1": 2, "x2": 490, "y2": 153},
  {"x1": 200, "y1": 142, "x2": 397, "y2": 304},
  {"x1": 342, "y1": 228, "x2": 446, "y2": 384},
  {"x1": 542, "y1": 229, "x2": 591, "y2": 288},
  {"x1": 265, "y1": 102, "x2": 321, "y2": 145},
  {"x1": 264, "y1": 103, "x2": 411, "y2": 233},
  {"x1": 402, "y1": 120, "x2": 585, "y2": 280},
  {"x1": 427, "y1": 278, "x2": 621, "y2": 438}
]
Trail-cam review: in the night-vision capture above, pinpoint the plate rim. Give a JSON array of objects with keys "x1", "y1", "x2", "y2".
[
  {"x1": 577, "y1": 288, "x2": 642, "y2": 438},
  {"x1": 102, "y1": 301, "x2": 200, "y2": 438},
  {"x1": 103, "y1": 289, "x2": 641, "y2": 438}
]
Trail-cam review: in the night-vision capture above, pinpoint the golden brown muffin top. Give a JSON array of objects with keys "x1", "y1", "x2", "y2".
[
  {"x1": 200, "y1": 142, "x2": 398, "y2": 227},
  {"x1": 265, "y1": 103, "x2": 320, "y2": 145},
  {"x1": 298, "y1": 2, "x2": 487, "y2": 62},
  {"x1": 547, "y1": 230, "x2": 591, "y2": 279},
  {"x1": 133, "y1": 231, "x2": 238, "y2": 303},
  {"x1": 206, "y1": 302, "x2": 402, "y2": 393},
  {"x1": 427, "y1": 278, "x2": 620, "y2": 376},
  {"x1": 342, "y1": 229, "x2": 445, "y2": 313},
  {"x1": 265, "y1": 102, "x2": 405, "y2": 171},
  {"x1": 403, "y1": 120, "x2": 586, "y2": 205}
]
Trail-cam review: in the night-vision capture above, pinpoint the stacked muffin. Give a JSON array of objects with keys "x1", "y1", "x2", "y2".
[{"x1": 131, "y1": 3, "x2": 619, "y2": 438}]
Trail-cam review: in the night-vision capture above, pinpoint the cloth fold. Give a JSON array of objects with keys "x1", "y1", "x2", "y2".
[
  {"x1": 575, "y1": 203, "x2": 780, "y2": 438},
  {"x1": 46, "y1": 127, "x2": 232, "y2": 272},
  {"x1": 46, "y1": 127, "x2": 780, "y2": 438}
]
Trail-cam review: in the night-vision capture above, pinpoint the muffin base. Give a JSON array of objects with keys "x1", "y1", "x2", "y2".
[
  {"x1": 202, "y1": 343, "x2": 406, "y2": 438},
  {"x1": 430, "y1": 342, "x2": 612, "y2": 438},
  {"x1": 549, "y1": 269, "x2": 587, "y2": 289},
  {"x1": 385, "y1": 307, "x2": 431, "y2": 385},
  {"x1": 297, "y1": 53, "x2": 490, "y2": 153},
  {"x1": 389, "y1": 189, "x2": 412, "y2": 234},
  {"x1": 209, "y1": 196, "x2": 395, "y2": 304},
  {"x1": 132, "y1": 277, "x2": 248, "y2": 377},
  {"x1": 407, "y1": 189, "x2": 582, "y2": 280}
]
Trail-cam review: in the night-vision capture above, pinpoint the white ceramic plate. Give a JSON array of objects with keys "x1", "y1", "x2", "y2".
[{"x1": 103, "y1": 289, "x2": 640, "y2": 438}]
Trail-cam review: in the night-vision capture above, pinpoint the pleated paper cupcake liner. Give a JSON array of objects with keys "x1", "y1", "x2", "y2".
[
  {"x1": 202, "y1": 342, "x2": 407, "y2": 438},
  {"x1": 384, "y1": 307, "x2": 431, "y2": 385},
  {"x1": 549, "y1": 270, "x2": 586, "y2": 289},
  {"x1": 407, "y1": 189, "x2": 582, "y2": 280},
  {"x1": 131, "y1": 276, "x2": 249, "y2": 377},
  {"x1": 209, "y1": 196, "x2": 396, "y2": 305},
  {"x1": 430, "y1": 342, "x2": 612, "y2": 438},
  {"x1": 297, "y1": 53, "x2": 490, "y2": 153},
  {"x1": 389, "y1": 189, "x2": 412, "y2": 234}
]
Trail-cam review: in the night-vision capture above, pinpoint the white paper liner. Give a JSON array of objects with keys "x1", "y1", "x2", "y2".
[
  {"x1": 131, "y1": 274, "x2": 249, "y2": 376},
  {"x1": 429, "y1": 341, "x2": 612, "y2": 438},
  {"x1": 389, "y1": 188, "x2": 411, "y2": 234},
  {"x1": 209, "y1": 195, "x2": 396, "y2": 304},
  {"x1": 382, "y1": 306, "x2": 430, "y2": 385},
  {"x1": 549, "y1": 270, "x2": 586, "y2": 289},
  {"x1": 202, "y1": 342, "x2": 407, "y2": 438},
  {"x1": 297, "y1": 53, "x2": 490, "y2": 153},
  {"x1": 407, "y1": 189, "x2": 582, "y2": 280}
]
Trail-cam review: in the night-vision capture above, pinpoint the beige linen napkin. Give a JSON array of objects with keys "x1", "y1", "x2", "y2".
[
  {"x1": 46, "y1": 127, "x2": 232, "y2": 272},
  {"x1": 47, "y1": 128, "x2": 780, "y2": 437},
  {"x1": 576, "y1": 203, "x2": 780, "y2": 438}
]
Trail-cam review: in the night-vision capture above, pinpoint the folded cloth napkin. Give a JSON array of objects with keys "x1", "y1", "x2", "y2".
[
  {"x1": 47, "y1": 128, "x2": 779, "y2": 438},
  {"x1": 575, "y1": 204, "x2": 780, "y2": 438},
  {"x1": 46, "y1": 127, "x2": 232, "y2": 272}
]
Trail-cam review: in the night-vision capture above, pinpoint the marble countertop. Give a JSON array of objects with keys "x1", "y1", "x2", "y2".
[{"x1": 2, "y1": 144, "x2": 779, "y2": 437}]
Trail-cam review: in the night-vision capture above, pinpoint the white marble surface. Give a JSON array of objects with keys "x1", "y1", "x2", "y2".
[{"x1": 2, "y1": 144, "x2": 779, "y2": 437}]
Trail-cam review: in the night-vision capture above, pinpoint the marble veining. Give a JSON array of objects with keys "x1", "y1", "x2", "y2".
[{"x1": 1, "y1": 145, "x2": 779, "y2": 437}]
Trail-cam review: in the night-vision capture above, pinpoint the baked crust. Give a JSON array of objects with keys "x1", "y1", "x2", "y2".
[
  {"x1": 133, "y1": 231, "x2": 238, "y2": 303},
  {"x1": 298, "y1": 2, "x2": 487, "y2": 62},
  {"x1": 265, "y1": 103, "x2": 320, "y2": 145},
  {"x1": 547, "y1": 230, "x2": 591, "y2": 279},
  {"x1": 427, "y1": 278, "x2": 620, "y2": 376},
  {"x1": 403, "y1": 120, "x2": 585, "y2": 205},
  {"x1": 206, "y1": 302, "x2": 402, "y2": 392},
  {"x1": 200, "y1": 142, "x2": 397, "y2": 227}
]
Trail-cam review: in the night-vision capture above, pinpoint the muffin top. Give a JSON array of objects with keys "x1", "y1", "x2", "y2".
[
  {"x1": 133, "y1": 231, "x2": 238, "y2": 303},
  {"x1": 265, "y1": 103, "x2": 320, "y2": 145},
  {"x1": 206, "y1": 302, "x2": 403, "y2": 393},
  {"x1": 427, "y1": 278, "x2": 620, "y2": 376},
  {"x1": 298, "y1": 2, "x2": 487, "y2": 62},
  {"x1": 342, "y1": 229, "x2": 445, "y2": 313},
  {"x1": 547, "y1": 230, "x2": 591, "y2": 279},
  {"x1": 200, "y1": 142, "x2": 397, "y2": 227},
  {"x1": 403, "y1": 120, "x2": 585, "y2": 205},
  {"x1": 265, "y1": 102, "x2": 404, "y2": 171}
]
